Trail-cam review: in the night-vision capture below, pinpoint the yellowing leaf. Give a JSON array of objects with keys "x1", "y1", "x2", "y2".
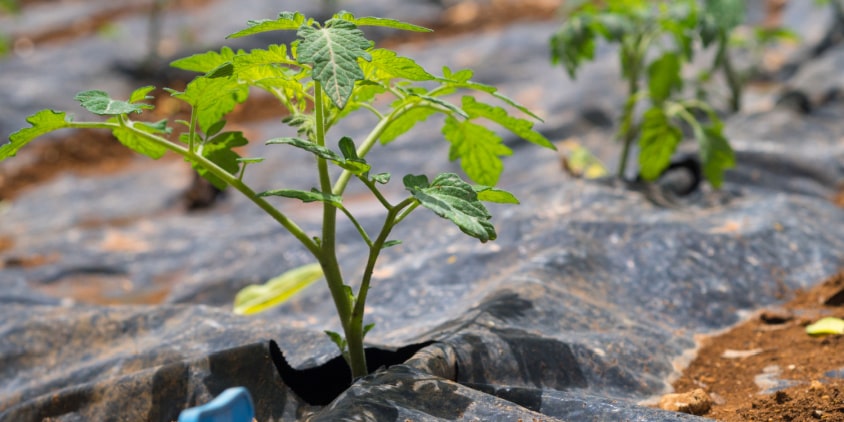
[
  {"x1": 806, "y1": 317, "x2": 844, "y2": 336},
  {"x1": 233, "y1": 263, "x2": 324, "y2": 315}
]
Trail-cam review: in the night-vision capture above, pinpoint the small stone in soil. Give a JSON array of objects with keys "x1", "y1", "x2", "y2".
[{"x1": 658, "y1": 388, "x2": 713, "y2": 415}]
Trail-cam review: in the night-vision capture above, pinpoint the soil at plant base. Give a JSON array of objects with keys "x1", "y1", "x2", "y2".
[{"x1": 667, "y1": 271, "x2": 844, "y2": 421}]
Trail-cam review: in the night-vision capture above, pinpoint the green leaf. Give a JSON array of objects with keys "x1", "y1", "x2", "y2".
[
  {"x1": 382, "y1": 240, "x2": 402, "y2": 248},
  {"x1": 338, "y1": 136, "x2": 358, "y2": 160},
  {"x1": 637, "y1": 107, "x2": 682, "y2": 181},
  {"x1": 129, "y1": 86, "x2": 156, "y2": 103},
  {"x1": 195, "y1": 131, "x2": 248, "y2": 189},
  {"x1": 233, "y1": 263, "x2": 324, "y2": 315},
  {"x1": 647, "y1": 53, "x2": 682, "y2": 104},
  {"x1": 404, "y1": 173, "x2": 497, "y2": 242},
  {"x1": 259, "y1": 188, "x2": 342, "y2": 207},
  {"x1": 226, "y1": 11, "x2": 308, "y2": 39},
  {"x1": 111, "y1": 119, "x2": 168, "y2": 159},
  {"x1": 442, "y1": 116, "x2": 512, "y2": 186},
  {"x1": 3, "y1": 110, "x2": 73, "y2": 159},
  {"x1": 362, "y1": 322, "x2": 376, "y2": 338},
  {"x1": 168, "y1": 76, "x2": 248, "y2": 132},
  {"x1": 696, "y1": 121, "x2": 735, "y2": 188},
  {"x1": 704, "y1": 0, "x2": 745, "y2": 33},
  {"x1": 136, "y1": 119, "x2": 171, "y2": 134},
  {"x1": 335, "y1": 11, "x2": 432, "y2": 32},
  {"x1": 232, "y1": 44, "x2": 299, "y2": 80},
  {"x1": 297, "y1": 18, "x2": 372, "y2": 109},
  {"x1": 473, "y1": 186, "x2": 520, "y2": 204},
  {"x1": 325, "y1": 330, "x2": 348, "y2": 358},
  {"x1": 266, "y1": 137, "x2": 370, "y2": 174},
  {"x1": 371, "y1": 173, "x2": 391, "y2": 184},
  {"x1": 380, "y1": 106, "x2": 437, "y2": 144},
  {"x1": 75, "y1": 90, "x2": 152, "y2": 115},
  {"x1": 461, "y1": 96, "x2": 555, "y2": 149},
  {"x1": 207, "y1": 62, "x2": 234, "y2": 79},
  {"x1": 806, "y1": 317, "x2": 844, "y2": 336},
  {"x1": 550, "y1": 14, "x2": 596, "y2": 78},
  {"x1": 171, "y1": 46, "x2": 238, "y2": 73},
  {"x1": 205, "y1": 120, "x2": 227, "y2": 138},
  {"x1": 365, "y1": 49, "x2": 435, "y2": 81}
]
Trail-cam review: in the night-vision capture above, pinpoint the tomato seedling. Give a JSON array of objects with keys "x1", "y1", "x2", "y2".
[
  {"x1": 550, "y1": 0, "x2": 737, "y2": 186},
  {"x1": 2, "y1": 11, "x2": 554, "y2": 380}
]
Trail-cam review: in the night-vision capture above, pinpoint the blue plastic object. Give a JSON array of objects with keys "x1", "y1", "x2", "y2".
[{"x1": 178, "y1": 387, "x2": 254, "y2": 422}]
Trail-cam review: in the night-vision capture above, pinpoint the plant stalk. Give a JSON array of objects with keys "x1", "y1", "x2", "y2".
[
  {"x1": 617, "y1": 47, "x2": 641, "y2": 180},
  {"x1": 313, "y1": 83, "x2": 367, "y2": 380}
]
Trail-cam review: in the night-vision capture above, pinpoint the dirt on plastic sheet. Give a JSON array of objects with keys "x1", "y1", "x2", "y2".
[{"x1": 670, "y1": 272, "x2": 844, "y2": 421}]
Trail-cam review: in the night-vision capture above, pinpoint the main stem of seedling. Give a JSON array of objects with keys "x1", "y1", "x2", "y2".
[
  {"x1": 617, "y1": 46, "x2": 641, "y2": 180},
  {"x1": 312, "y1": 83, "x2": 369, "y2": 379}
]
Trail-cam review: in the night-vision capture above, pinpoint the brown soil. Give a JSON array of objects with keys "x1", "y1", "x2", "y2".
[
  {"x1": 669, "y1": 272, "x2": 844, "y2": 421},
  {"x1": 383, "y1": 0, "x2": 563, "y2": 47}
]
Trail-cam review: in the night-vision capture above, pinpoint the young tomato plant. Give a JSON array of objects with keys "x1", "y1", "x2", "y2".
[
  {"x1": 550, "y1": 0, "x2": 736, "y2": 187},
  {"x1": 2, "y1": 11, "x2": 554, "y2": 380}
]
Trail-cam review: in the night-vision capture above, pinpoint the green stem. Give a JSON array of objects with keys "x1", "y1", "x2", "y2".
[
  {"x1": 332, "y1": 102, "x2": 452, "y2": 195},
  {"x1": 313, "y1": 83, "x2": 366, "y2": 379},
  {"x1": 348, "y1": 197, "x2": 416, "y2": 358},
  {"x1": 717, "y1": 34, "x2": 742, "y2": 113},
  {"x1": 617, "y1": 49, "x2": 641, "y2": 180},
  {"x1": 113, "y1": 118, "x2": 320, "y2": 257}
]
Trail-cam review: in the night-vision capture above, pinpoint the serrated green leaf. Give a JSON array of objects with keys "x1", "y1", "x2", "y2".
[
  {"x1": 697, "y1": 121, "x2": 735, "y2": 188},
  {"x1": 461, "y1": 96, "x2": 554, "y2": 149},
  {"x1": 297, "y1": 18, "x2": 372, "y2": 109},
  {"x1": 473, "y1": 186, "x2": 520, "y2": 204},
  {"x1": 2, "y1": 110, "x2": 73, "y2": 159},
  {"x1": 404, "y1": 173, "x2": 496, "y2": 242},
  {"x1": 232, "y1": 44, "x2": 299, "y2": 81},
  {"x1": 205, "y1": 120, "x2": 226, "y2": 137},
  {"x1": 170, "y1": 76, "x2": 248, "y2": 132},
  {"x1": 442, "y1": 66, "x2": 473, "y2": 83},
  {"x1": 704, "y1": 0, "x2": 745, "y2": 33},
  {"x1": 638, "y1": 107, "x2": 682, "y2": 181},
  {"x1": 266, "y1": 137, "x2": 370, "y2": 174},
  {"x1": 233, "y1": 263, "x2": 323, "y2": 315},
  {"x1": 365, "y1": 49, "x2": 435, "y2": 82},
  {"x1": 325, "y1": 330, "x2": 348, "y2": 353},
  {"x1": 647, "y1": 53, "x2": 682, "y2": 104},
  {"x1": 442, "y1": 116, "x2": 512, "y2": 186},
  {"x1": 550, "y1": 14, "x2": 596, "y2": 78},
  {"x1": 258, "y1": 188, "x2": 342, "y2": 208},
  {"x1": 335, "y1": 11, "x2": 432, "y2": 32},
  {"x1": 226, "y1": 11, "x2": 308, "y2": 39},
  {"x1": 129, "y1": 86, "x2": 156, "y2": 103},
  {"x1": 380, "y1": 106, "x2": 437, "y2": 144},
  {"x1": 171, "y1": 46, "x2": 238, "y2": 73},
  {"x1": 112, "y1": 118, "x2": 168, "y2": 159},
  {"x1": 412, "y1": 93, "x2": 467, "y2": 118},
  {"x1": 593, "y1": 12, "x2": 635, "y2": 41},
  {"x1": 195, "y1": 131, "x2": 248, "y2": 189},
  {"x1": 75, "y1": 90, "x2": 152, "y2": 115}
]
